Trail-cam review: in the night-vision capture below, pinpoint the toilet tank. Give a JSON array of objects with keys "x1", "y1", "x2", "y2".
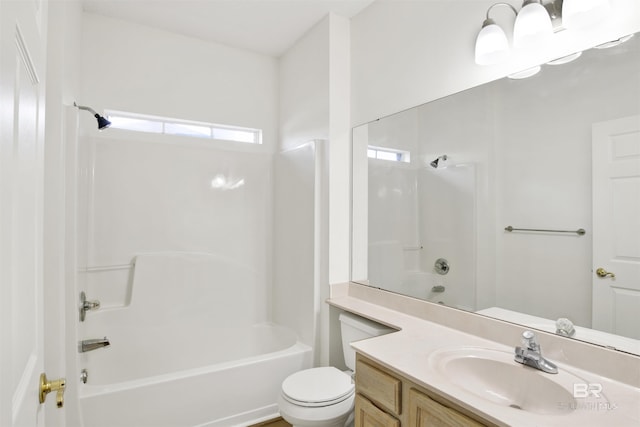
[{"x1": 339, "y1": 312, "x2": 394, "y2": 371}]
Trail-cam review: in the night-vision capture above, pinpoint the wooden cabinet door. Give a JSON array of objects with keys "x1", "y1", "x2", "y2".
[
  {"x1": 357, "y1": 359, "x2": 402, "y2": 415},
  {"x1": 355, "y1": 394, "x2": 400, "y2": 427},
  {"x1": 408, "y1": 389, "x2": 484, "y2": 427}
]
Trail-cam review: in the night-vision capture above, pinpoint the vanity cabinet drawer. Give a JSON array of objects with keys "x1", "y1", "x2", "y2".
[
  {"x1": 356, "y1": 358, "x2": 402, "y2": 415},
  {"x1": 355, "y1": 393, "x2": 400, "y2": 427},
  {"x1": 408, "y1": 388, "x2": 485, "y2": 427}
]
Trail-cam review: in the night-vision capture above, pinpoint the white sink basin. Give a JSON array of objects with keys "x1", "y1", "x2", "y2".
[{"x1": 428, "y1": 347, "x2": 605, "y2": 416}]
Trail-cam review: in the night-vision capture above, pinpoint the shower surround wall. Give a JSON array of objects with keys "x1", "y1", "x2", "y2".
[
  {"x1": 273, "y1": 141, "x2": 328, "y2": 364},
  {"x1": 74, "y1": 132, "x2": 318, "y2": 426},
  {"x1": 81, "y1": 135, "x2": 272, "y2": 312},
  {"x1": 74, "y1": 12, "x2": 319, "y2": 426}
]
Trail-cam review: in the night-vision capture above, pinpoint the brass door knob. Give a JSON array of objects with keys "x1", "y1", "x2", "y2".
[
  {"x1": 596, "y1": 268, "x2": 615, "y2": 278},
  {"x1": 39, "y1": 373, "x2": 66, "y2": 408}
]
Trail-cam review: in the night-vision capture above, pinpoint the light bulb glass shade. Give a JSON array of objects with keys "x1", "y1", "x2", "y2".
[
  {"x1": 562, "y1": 0, "x2": 611, "y2": 29},
  {"x1": 475, "y1": 21, "x2": 509, "y2": 65},
  {"x1": 513, "y1": 2, "x2": 553, "y2": 48}
]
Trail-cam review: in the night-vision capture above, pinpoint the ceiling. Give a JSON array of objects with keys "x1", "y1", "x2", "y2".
[{"x1": 82, "y1": 0, "x2": 376, "y2": 57}]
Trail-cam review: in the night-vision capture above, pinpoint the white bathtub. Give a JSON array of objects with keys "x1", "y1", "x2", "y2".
[
  {"x1": 79, "y1": 323, "x2": 312, "y2": 427},
  {"x1": 78, "y1": 254, "x2": 312, "y2": 426}
]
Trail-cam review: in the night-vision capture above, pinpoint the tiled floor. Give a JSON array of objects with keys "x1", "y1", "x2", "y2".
[{"x1": 249, "y1": 417, "x2": 291, "y2": 427}]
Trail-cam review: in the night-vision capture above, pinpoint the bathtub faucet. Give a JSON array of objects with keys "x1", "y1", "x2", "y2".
[{"x1": 79, "y1": 337, "x2": 110, "y2": 353}]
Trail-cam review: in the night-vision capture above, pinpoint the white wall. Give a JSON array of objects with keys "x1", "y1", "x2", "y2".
[
  {"x1": 279, "y1": 18, "x2": 330, "y2": 151},
  {"x1": 351, "y1": 0, "x2": 640, "y2": 126},
  {"x1": 80, "y1": 12, "x2": 278, "y2": 152},
  {"x1": 328, "y1": 15, "x2": 351, "y2": 287},
  {"x1": 277, "y1": 13, "x2": 350, "y2": 367}
]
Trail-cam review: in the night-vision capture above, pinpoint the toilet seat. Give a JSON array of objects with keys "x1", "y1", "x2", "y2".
[{"x1": 281, "y1": 367, "x2": 354, "y2": 408}]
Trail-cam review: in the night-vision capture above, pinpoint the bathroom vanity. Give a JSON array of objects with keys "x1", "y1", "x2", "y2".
[
  {"x1": 329, "y1": 282, "x2": 640, "y2": 427},
  {"x1": 355, "y1": 353, "x2": 489, "y2": 426}
]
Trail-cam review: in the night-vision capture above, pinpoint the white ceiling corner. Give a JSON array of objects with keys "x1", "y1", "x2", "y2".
[{"x1": 82, "y1": 0, "x2": 376, "y2": 57}]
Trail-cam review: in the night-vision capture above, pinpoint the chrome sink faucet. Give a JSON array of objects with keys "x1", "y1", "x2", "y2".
[{"x1": 514, "y1": 330, "x2": 558, "y2": 374}]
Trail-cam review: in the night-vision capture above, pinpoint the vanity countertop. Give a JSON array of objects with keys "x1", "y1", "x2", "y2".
[{"x1": 328, "y1": 284, "x2": 640, "y2": 427}]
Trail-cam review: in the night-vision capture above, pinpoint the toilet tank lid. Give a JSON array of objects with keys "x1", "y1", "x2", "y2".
[{"x1": 339, "y1": 312, "x2": 395, "y2": 336}]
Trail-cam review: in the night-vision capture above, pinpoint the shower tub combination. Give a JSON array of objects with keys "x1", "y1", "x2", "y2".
[{"x1": 78, "y1": 253, "x2": 312, "y2": 427}]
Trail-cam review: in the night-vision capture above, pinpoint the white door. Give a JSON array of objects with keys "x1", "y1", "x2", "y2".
[
  {"x1": 1, "y1": 0, "x2": 50, "y2": 425},
  {"x1": 592, "y1": 115, "x2": 640, "y2": 341}
]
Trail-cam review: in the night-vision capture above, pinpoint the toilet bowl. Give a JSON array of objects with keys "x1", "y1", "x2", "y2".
[
  {"x1": 277, "y1": 312, "x2": 394, "y2": 427},
  {"x1": 277, "y1": 367, "x2": 354, "y2": 427}
]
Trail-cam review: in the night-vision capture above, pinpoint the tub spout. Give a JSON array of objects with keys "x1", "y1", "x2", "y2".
[{"x1": 79, "y1": 337, "x2": 110, "y2": 353}]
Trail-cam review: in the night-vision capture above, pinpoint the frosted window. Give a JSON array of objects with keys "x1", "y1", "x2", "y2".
[
  {"x1": 211, "y1": 128, "x2": 259, "y2": 144},
  {"x1": 368, "y1": 146, "x2": 411, "y2": 163},
  {"x1": 109, "y1": 116, "x2": 163, "y2": 133},
  {"x1": 165, "y1": 123, "x2": 211, "y2": 138},
  {"x1": 105, "y1": 110, "x2": 262, "y2": 145}
]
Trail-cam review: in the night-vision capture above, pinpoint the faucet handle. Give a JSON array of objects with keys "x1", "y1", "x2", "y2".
[
  {"x1": 79, "y1": 292, "x2": 101, "y2": 322},
  {"x1": 521, "y1": 330, "x2": 539, "y2": 351}
]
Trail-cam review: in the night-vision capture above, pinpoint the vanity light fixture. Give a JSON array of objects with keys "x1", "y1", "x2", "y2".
[
  {"x1": 513, "y1": 0, "x2": 553, "y2": 48},
  {"x1": 474, "y1": 0, "x2": 611, "y2": 65},
  {"x1": 475, "y1": 3, "x2": 517, "y2": 65}
]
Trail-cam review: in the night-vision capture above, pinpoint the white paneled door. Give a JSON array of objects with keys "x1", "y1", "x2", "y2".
[
  {"x1": 592, "y1": 115, "x2": 640, "y2": 342},
  {"x1": 1, "y1": 0, "x2": 49, "y2": 425}
]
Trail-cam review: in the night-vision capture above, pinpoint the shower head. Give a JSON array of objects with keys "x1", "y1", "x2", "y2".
[
  {"x1": 430, "y1": 154, "x2": 448, "y2": 168},
  {"x1": 95, "y1": 115, "x2": 111, "y2": 130},
  {"x1": 74, "y1": 102, "x2": 111, "y2": 130}
]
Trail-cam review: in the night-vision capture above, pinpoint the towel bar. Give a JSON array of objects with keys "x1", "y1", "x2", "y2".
[{"x1": 504, "y1": 226, "x2": 586, "y2": 236}]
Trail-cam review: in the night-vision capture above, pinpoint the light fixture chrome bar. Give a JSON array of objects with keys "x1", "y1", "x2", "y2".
[
  {"x1": 485, "y1": 2, "x2": 518, "y2": 20},
  {"x1": 505, "y1": 226, "x2": 586, "y2": 235},
  {"x1": 543, "y1": 0, "x2": 565, "y2": 29}
]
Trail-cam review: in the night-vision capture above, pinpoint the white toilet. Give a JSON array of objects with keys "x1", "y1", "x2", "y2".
[{"x1": 277, "y1": 312, "x2": 394, "y2": 427}]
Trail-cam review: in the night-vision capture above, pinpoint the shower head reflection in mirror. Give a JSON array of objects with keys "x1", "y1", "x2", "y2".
[{"x1": 430, "y1": 154, "x2": 448, "y2": 169}]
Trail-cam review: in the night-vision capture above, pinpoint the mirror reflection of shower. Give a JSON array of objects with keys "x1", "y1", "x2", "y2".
[{"x1": 430, "y1": 154, "x2": 448, "y2": 169}]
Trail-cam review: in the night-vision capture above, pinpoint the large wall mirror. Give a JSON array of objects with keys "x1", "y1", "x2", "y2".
[{"x1": 352, "y1": 33, "x2": 640, "y2": 355}]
